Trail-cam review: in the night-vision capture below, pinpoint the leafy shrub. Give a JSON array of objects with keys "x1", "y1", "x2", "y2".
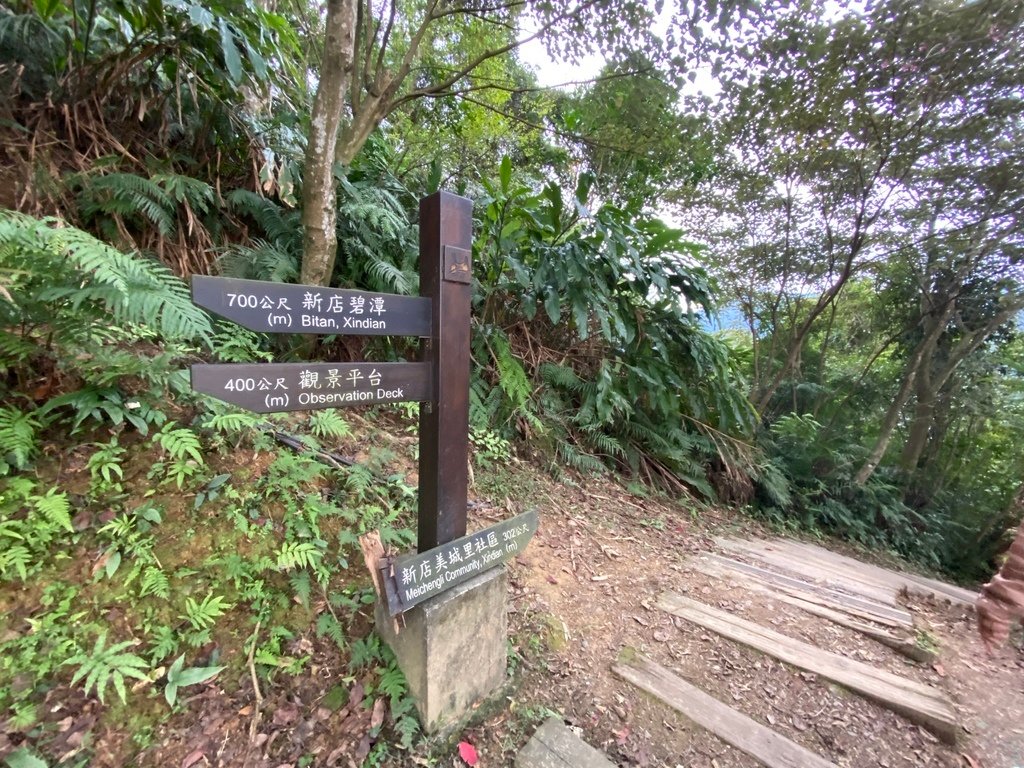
[{"x1": 470, "y1": 158, "x2": 754, "y2": 495}]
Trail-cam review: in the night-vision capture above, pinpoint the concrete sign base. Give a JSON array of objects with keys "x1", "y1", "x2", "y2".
[{"x1": 375, "y1": 566, "x2": 507, "y2": 733}]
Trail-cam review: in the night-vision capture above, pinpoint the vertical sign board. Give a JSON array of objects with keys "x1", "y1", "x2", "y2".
[{"x1": 188, "y1": 192, "x2": 534, "y2": 615}]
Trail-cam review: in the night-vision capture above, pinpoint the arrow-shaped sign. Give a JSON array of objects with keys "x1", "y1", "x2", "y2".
[
  {"x1": 191, "y1": 361, "x2": 431, "y2": 413},
  {"x1": 192, "y1": 276, "x2": 432, "y2": 336}
]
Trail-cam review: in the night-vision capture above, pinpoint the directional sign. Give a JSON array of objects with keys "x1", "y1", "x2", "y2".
[
  {"x1": 191, "y1": 361, "x2": 431, "y2": 413},
  {"x1": 379, "y1": 508, "x2": 538, "y2": 616},
  {"x1": 192, "y1": 276, "x2": 432, "y2": 336}
]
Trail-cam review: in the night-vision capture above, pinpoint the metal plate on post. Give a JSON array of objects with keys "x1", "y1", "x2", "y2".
[
  {"x1": 443, "y1": 245, "x2": 472, "y2": 284},
  {"x1": 192, "y1": 276, "x2": 432, "y2": 336},
  {"x1": 380, "y1": 509, "x2": 538, "y2": 616},
  {"x1": 191, "y1": 361, "x2": 431, "y2": 412}
]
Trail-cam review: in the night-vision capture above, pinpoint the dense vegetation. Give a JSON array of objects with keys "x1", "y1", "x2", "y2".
[{"x1": 0, "y1": 0, "x2": 1021, "y2": 764}]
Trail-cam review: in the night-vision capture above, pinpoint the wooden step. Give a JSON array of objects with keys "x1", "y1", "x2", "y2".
[
  {"x1": 614, "y1": 651, "x2": 837, "y2": 768},
  {"x1": 515, "y1": 718, "x2": 617, "y2": 768},
  {"x1": 699, "y1": 553, "x2": 914, "y2": 627},
  {"x1": 655, "y1": 591, "x2": 960, "y2": 744}
]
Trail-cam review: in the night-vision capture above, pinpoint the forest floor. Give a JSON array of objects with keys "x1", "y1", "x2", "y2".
[{"x1": 2, "y1": 422, "x2": 1022, "y2": 768}]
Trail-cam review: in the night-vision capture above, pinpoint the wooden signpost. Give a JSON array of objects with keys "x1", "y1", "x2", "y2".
[{"x1": 189, "y1": 191, "x2": 535, "y2": 613}]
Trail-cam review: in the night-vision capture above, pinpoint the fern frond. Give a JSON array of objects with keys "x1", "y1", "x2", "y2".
[
  {"x1": 0, "y1": 406, "x2": 38, "y2": 470},
  {"x1": 315, "y1": 612, "x2": 345, "y2": 647},
  {"x1": 491, "y1": 332, "x2": 531, "y2": 410},
  {"x1": 139, "y1": 566, "x2": 171, "y2": 599},
  {"x1": 226, "y1": 189, "x2": 301, "y2": 244},
  {"x1": 154, "y1": 423, "x2": 204, "y2": 463},
  {"x1": 202, "y1": 411, "x2": 261, "y2": 434},
  {"x1": 277, "y1": 541, "x2": 323, "y2": 571},
  {"x1": 0, "y1": 212, "x2": 213, "y2": 342},
  {"x1": 32, "y1": 488, "x2": 73, "y2": 533},
  {"x1": 289, "y1": 569, "x2": 311, "y2": 607},
  {"x1": 539, "y1": 362, "x2": 586, "y2": 392},
  {"x1": 219, "y1": 240, "x2": 298, "y2": 283},
  {"x1": 76, "y1": 172, "x2": 177, "y2": 236},
  {"x1": 0, "y1": 544, "x2": 31, "y2": 580},
  {"x1": 309, "y1": 410, "x2": 350, "y2": 441},
  {"x1": 557, "y1": 441, "x2": 606, "y2": 474},
  {"x1": 152, "y1": 172, "x2": 214, "y2": 214}
]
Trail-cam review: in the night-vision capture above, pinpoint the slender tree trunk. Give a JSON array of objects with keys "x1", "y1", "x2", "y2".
[
  {"x1": 899, "y1": 381, "x2": 935, "y2": 472},
  {"x1": 852, "y1": 361, "x2": 921, "y2": 486},
  {"x1": 299, "y1": 0, "x2": 358, "y2": 289}
]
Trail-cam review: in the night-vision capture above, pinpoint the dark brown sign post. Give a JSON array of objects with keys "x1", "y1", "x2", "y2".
[{"x1": 417, "y1": 191, "x2": 473, "y2": 552}]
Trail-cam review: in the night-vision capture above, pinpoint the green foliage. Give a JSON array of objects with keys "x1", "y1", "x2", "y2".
[
  {"x1": 309, "y1": 410, "x2": 351, "y2": 441},
  {"x1": 472, "y1": 165, "x2": 754, "y2": 494},
  {"x1": 163, "y1": 653, "x2": 225, "y2": 706},
  {"x1": 0, "y1": 483, "x2": 72, "y2": 581},
  {"x1": 0, "y1": 407, "x2": 39, "y2": 474},
  {"x1": 0, "y1": 212, "x2": 212, "y2": 341},
  {"x1": 277, "y1": 541, "x2": 324, "y2": 572},
  {"x1": 181, "y1": 593, "x2": 233, "y2": 631},
  {"x1": 65, "y1": 632, "x2": 150, "y2": 704}
]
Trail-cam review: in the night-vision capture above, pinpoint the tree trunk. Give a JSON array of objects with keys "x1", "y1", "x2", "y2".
[
  {"x1": 299, "y1": 0, "x2": 358, "y2": 289},
  {"x1": 852, "y1": 362, "x2": 920, "y2": 486},
  {"x1": 898, "y1": 383, "x2": 935, "y2": 473}
]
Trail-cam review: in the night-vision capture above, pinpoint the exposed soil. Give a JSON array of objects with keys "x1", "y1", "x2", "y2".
[{"x1": 460, "y1": 471, "x2": 1024, "y2": 768}]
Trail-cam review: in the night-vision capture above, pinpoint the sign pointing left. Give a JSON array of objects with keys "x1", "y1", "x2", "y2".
[{"x1": 192, "y1": 276, "x2": 432, "y2": 336}]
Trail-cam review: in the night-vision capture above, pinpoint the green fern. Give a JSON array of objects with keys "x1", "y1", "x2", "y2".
[
  {"x1": 491, "y1": 332, "x2": 531, "y2": 411},
  {"x1": 0, "y1": 211, "x2": 212, "y2": 343},
  {"x1": 556, "y1": 441, "x2": 607, "y2": 475},
  {"x1": 539, "y1": 362, "x2": 586, "y2": 392},
  {"x1": 65, "y1": 631, "x2": 150, "y2": 704},
  {"x1": 276, "y1": 541, "x2": 323, "y2": 571},
  {"x1": 219, "y1": 240, "x2": 299, "y2": 283},
  {"x1": 75, "y1": 171, "x2": 177, "y2": 236},
  {"x1": 139, "y1": 566, "x2": 170, "y2": 599},
  {"x1": 32, "y1": 489, "x2": 73, "y2": 533},
  {"x1": 344, "y1": 464, "x2": 374, "y2": 500},
  {"x1": 0, "y1": 406, "x2": 38, "y2": 472},
  {"x1": 181, "y1": 593, "x2": 233, "y2": 630},
  {"x1": 152, "y1": 172, "x2": 214, "y2": 214},
  {"x1": 148, "y1": 625, "x2": 180, "y2": 663},
  {"x1": 154, "y1": 423, "x2": 204, "y2": 463},
  {"x1": 315, "y1": 611, "x2": 345, "y2": 648},
  {"x1": 289, "y1": 569, "x2": 312, "y2": 607},
  {"x1": 0, "y1": 544, "x2": 32, "y2": 581},
  {"x1": 202, "y1": 411, "x2": 261, "y2": 434},
  {"x1": 309, "y1": 410, "x2": 351, "y2": 441},
  {"x1": 378, "y1": 664, "x2": 407, "y2": 703}
]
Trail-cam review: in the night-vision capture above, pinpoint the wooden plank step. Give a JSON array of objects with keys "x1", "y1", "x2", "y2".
[
  {"x1": 727, "y1": 537, "x2": 977, "y2": 606},
  {"x1": 772, "y1": 593, "x2": 937, "y2": 664},
  {"x1": 691, "y1": 555, "x2": 910, "y2": 629},
  {"x1": 655, "y1": 591, "x2": 960, "y2": 744},
  {"x1": 515, "y1": 718, "x2": 617, "y2": 768},
  {"x1": 766, "y1": 538, "x2": 977, "y2": 604},
  {"x1": 716, "y1": 539, "x2": 899, "y2": 606},
  {"x1": 614, "y1": 651, "x2": 837, "y2": 768},
  {"x1": 703, "y1": 553, "x2": 914, "y2": 627}
]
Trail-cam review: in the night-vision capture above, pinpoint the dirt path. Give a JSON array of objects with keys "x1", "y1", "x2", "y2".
[{"x1": 462, "y1": 473, "x2": 1024, "y2": 768}]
